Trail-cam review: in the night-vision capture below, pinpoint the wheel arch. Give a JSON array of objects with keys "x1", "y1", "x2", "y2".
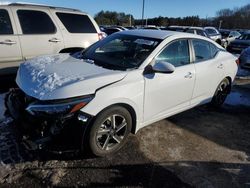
[
  {"x1": 90, "y1": 103, "x2": 138, "y2": 134},
  {"x1": 225, "y1": 76, "x2": 232, "y2": 93}
]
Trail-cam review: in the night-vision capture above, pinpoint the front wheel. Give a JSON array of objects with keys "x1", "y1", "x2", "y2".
[
  {"x1": 86, "y1": 106, "x2": 132, "y2": 157},
  {"x1": 210, "y1": 78, "x2": 231, "y2": 107}
]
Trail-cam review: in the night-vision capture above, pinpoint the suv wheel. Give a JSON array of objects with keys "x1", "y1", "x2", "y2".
[{"x1": 87, "y1": 106, "x2": 132, "y2": 157}]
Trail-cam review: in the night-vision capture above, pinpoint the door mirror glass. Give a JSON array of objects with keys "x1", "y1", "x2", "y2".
[{"x1": 152, "y1": 61, "x2": 175, "y2": 73}]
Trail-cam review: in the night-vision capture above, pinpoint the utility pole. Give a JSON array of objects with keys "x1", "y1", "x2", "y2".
[
  {"x1": 219, "y1": 20, "x2": 223, "y2": 29},
  {"x1": 141, "y1": 0, "x2": 145, "y2": 27},
  {"x1": 129, "y1": 15, "x2": 132, "y2": 26}
]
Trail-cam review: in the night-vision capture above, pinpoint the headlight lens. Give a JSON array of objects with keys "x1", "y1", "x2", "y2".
[{"x1": 26, "y1": 95, "x2": 94, "y2": 116}]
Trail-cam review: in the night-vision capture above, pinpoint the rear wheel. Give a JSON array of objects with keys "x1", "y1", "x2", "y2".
[
  {"x1": 87, "y1": 106, "x2": 132, "y2": 157},
  {"x1": 210, "y1": 78, "x2": 230, "y2": 107}
]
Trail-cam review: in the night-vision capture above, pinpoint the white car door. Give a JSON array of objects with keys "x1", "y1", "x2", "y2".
[
  {"x1": 0, "y1": 8, "x2": 22, "y2": 74},
  {"x1": 11, "y1": 7, "x2": 64, "y2": 60},
  {"x1": 191, "y1": 39, "x2": 225, "y2": 105},
  {"x1": 143, "y1": 39, "x2": 196, "y2": 123}
]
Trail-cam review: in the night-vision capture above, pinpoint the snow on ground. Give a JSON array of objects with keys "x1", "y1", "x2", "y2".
[
  {"x1": 237, "y1": 67, "x2": 250, "y2": 79},
  {"x1": 225, "y1": 91, "x2": 250, "y2": 106},
  {"x1": 0, "y1": 93, "x2": 6, "y2": 121}
]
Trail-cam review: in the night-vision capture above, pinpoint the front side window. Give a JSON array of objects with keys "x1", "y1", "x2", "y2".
[
  {"x1": 82, "y1": 34, "x2": 161, "y2": 70},
  {"x1": 17, "y1": 10, "x2": 56, "y2": 34},
  {"x1": 193, "y1": 39, "x2": 215, "y2": 62},
  {"x1": 56, "y1": 12, "x2": 97, "y2": 33},
  {"x1": 155, "y1": 40, "x2": 190, "y2": 67},
  {"x1": 0, "y1": 9, "x2": 13, "y2": 34}
]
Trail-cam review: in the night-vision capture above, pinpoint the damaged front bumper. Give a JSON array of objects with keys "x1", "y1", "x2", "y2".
[{"x1": 5, "y1": 88, "x2": 93, "y2": 152}]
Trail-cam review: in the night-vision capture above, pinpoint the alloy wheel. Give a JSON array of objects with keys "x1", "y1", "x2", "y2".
[{"x1": 95, "y1": 114, "x2": 128, "y2": 151}]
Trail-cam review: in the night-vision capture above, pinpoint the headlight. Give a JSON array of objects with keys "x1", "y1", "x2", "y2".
[{"x1": 26, "y1": 95, "x2": 94, "y2": 116}]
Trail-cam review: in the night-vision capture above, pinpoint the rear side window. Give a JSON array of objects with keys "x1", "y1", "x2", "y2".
[
  {"x1": 17, "y1": 10, "x2": 56, "y2": 34},
  {"x1": 193, "y1": 39, "x2": 218, "y2": 62},
  {"x1": 186, "y1": 29, "x2": 195, "y2": 34},
  {"x1": 56, "y1": 12, "x2": 97, "y2": 33},
  {"x1": 156, "y1": 40, "x2": 190, "y2": 67},
  {"x1": 0, "y1": 9, "x2": 13, "y2": 34},
  {"x1": 210, "y1": 43, "x2": 219, "y2": 57}
]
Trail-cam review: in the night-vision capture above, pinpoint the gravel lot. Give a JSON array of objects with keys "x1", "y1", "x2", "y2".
[{"x1": 0, "y1": 68, "x2": 250, "y2": 187}]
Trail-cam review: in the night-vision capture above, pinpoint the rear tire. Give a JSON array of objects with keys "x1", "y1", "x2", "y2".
[
  {"x1": 86, "y1": 106, "x2": 132, "y2": 157},
  {"x1": 210, "y1": 78, "x2": 230, "y2": 107}
]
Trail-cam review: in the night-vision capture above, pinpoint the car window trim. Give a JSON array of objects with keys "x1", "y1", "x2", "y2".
[
  {"x1": 190, "y1": 39, "x2": 221, "y2": 63},
  {"x1": 16, "y1": 9, "x2": 57, "y2": 35}
]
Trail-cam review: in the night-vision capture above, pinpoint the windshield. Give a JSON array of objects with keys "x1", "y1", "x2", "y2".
[
  {"x1": 82, "y1": 34, "x2": 161, "y2": 70},
  {"x1": 205, "y1": 28, "x2": 218, "y2": 35},
  {"x1": 238, "y1": 34, "x2": 250, "y2": 40},
  {"x1": 220, "y1": 31, "x2": 230, "y2": 38}
]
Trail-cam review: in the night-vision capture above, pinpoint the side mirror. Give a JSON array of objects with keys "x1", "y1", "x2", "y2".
[
  {"x1": 152, "y1": 61, "x2": 175, "y2": 74},
  {"x1": 229, "y1": 35, "x2": 233, "y2": 38}
]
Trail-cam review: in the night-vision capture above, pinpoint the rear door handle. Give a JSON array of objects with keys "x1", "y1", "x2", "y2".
[
  {"x1": 184, "y1": 72, "x2": 193, "y2": 78},
  {"x1": 48, "y1": 38, "x2": 61, "y2": 43},
  {"x1": 0, "y1": 40, "x2": 17, "y2": 45},
  {"x1": 217, "y1": 63, "x2": 224, "y2": 69}
]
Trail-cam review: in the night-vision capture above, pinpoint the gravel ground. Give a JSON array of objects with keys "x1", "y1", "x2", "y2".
[{"x1": 0, "y1": 76, "x2": 250, "y2": 187}]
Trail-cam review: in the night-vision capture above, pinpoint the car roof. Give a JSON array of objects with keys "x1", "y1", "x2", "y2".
[
  {"x1": 0, "y1": 2, "x2": 82, "y2": 13},
  {"x1": 118, "y1": 29, "x2": 224, "y2": 48},
  {"x1": 187, "y1": 27, "x2": 204, "y2": 30},
  {"x1": 119, "y1": 29, "x2": 186, "y2": 39}
]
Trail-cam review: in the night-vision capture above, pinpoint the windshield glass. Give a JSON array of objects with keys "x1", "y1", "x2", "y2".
[
  {"x1": 205, "y1": 28, "x2": 218, "y2": 35},
  {"x1": 238, "y1": 34, "x2": 250, "y2": 40},
  {"x1": 82, "y1": 34, "x2": 161, "y2": 70},
  {"x1": 220, "y1": 31, "x2": 230, "y2": 38}
]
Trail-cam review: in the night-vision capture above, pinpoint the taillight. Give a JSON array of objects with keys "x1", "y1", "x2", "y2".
[
  {"x1": 236, "y1": 59, "x2": 240, "y2": 65},
  {"x1": 98, "y1": 33, "x2": 105, "y2": 40}
]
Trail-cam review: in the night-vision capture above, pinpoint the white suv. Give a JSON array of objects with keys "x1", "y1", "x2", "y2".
[{"x1": 0, "y1": 3, "x2": 102, "y2": 76}]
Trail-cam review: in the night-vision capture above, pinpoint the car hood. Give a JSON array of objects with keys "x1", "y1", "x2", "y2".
[{"x1": 16, "y1": 54, "x2": 127, "y2": 100}]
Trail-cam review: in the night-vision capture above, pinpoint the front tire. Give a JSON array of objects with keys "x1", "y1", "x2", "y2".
[
  {"x1": 210, "y1": 78, "x2": 231, "y2": 107},
  {"x1": 87, "y1": 106, "x2": 132, "y2": 157}
]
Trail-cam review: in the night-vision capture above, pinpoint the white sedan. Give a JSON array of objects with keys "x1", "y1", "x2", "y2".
[{"x1": 6, "y1": 30, "x2": 238, "y2": 156}]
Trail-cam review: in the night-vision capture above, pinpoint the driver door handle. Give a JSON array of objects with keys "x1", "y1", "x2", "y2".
[{"x1": 185, "y1": 72, "x2": 193, "y2": 79}]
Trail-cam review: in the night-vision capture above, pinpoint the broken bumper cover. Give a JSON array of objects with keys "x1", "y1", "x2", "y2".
[{"x1": 5, "y1": 88, "x2": 93, "y2": 151}]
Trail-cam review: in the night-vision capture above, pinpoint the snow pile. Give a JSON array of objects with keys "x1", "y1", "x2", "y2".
[
  {"x1": 21, "y1": 54, "x2": 86, "y2": 98},
  {"x1": 24, "y1": 54, "x2": 67, "y2": 71},
  {"x1": 0, "y1": 94, "x2": 6, "y2": 121},
  {"x1": 225, "y1": 91, "x2": 250, "y2": 106}
]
